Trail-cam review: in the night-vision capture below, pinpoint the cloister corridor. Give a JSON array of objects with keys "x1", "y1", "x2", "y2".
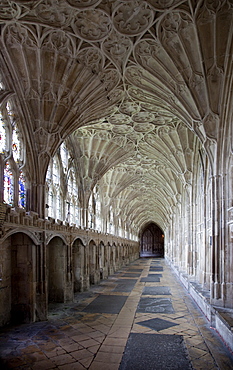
[{"x1": 0, "y1": 0, "x2": 233, "y2": 369}]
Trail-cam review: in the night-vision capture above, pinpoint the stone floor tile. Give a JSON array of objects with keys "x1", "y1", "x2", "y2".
[
  {"x1": 113, "y1": 318, "x2": 134, "y2": 326},
  {"x1": 58, "y1": 362, "x2": 86, "y2": 370},
  {"x1": 88, "y1": 330, "x2": 105, "y2": 339},
  {"x1": 187, "y1": 346, "x2": 208, "y2": 359},
  {"x1": 95, "y1": 351, "x2": 122, "y2": 364},
  {"x1": 86, "y1": 344, "x2": 101, "y2": 354},
  {"x1": 58, "y1": 338, "x2": 77, "y2": 345},
  {"x1": 43, "y1": 347, "x2": 67, "y2": 358},
  {"x1": 36, "y1": 342, "x2": 57, "y2": 351},
  {"x1": 23, "y1": 351, "x2": 48, "y2": 363},
  {"x1": 191, "y1": 355, "x2": 217, "y2": 369},
  {"x1": 71, "y1": 349, "x2": 93, "y2": 360},
  {"x1": 79, "y1": 356, "x2": 94, "y2": 368},
  {"x1": 51, "y1": 353, "x2": 76, "y2": 366},
  {"x1": 108, "y1": 328, "x2": 130, "y2": 338},
  {"x1": 132, "y1": 325, "x2": 153, "y2": 334},
  {"x1": 78, "y1": 338, "x2": 100, "y2": 348},
  {"x1": 20, "y1": 345, "x2": 40, "y2": 354},
  {"x1": 61, "y1": 343, "x2": 84, "y2": 352},
  {"x1": 0, "y1": 259, "x2": 233, "y2": 370},
  {"x1": 185, "y1": 336, "x2": 206, "y2": 347},
  {"x1": 78, "y1": 327, "x2": 96, "y2": 334},
  {"x1": 30, "y1": 359, "x2": 57, "y2": 369},
  {"x1": 90, "y1": 335, "x2": 105, "y2": 344},
  {"x1": 99, "y1": 344, "x2": 125, "y2": 354},
  {"x1": 1, "y1": 357, "x2": 27, "y2": 368},
  {"x1": 71, "y1": 334, "x2": 92, "y2": 342},
  {"x1": 89, "y1": 361, "x2": 119, "y2": 370},
  {"x1": 102, "y1": 337, "x2": 128, "y2": 347}
]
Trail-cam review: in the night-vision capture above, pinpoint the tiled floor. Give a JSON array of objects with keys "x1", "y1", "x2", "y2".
[{"x1": 0, "y1": 259, "x2": 233, "y2": 369}]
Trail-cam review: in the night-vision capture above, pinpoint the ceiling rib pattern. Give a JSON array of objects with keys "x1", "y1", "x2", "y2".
[{"x1": 0, "y1": 0, "x2": 232, "y2": 231}]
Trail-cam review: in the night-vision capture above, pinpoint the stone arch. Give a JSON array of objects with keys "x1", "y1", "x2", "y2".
[
  {"x1": 108, "y1": 242, "x2": 113, "y2": 275},
  {"x1": 47, "y1": 236, "x2": 67, "y2": 303},
  {"x1": 99, "y1": 241, "x2": 105, "y2": 280},
  {"x1": 9, "y1": 232, "x2": 36, "y2": 324},
  {"x1": 140, "y1": 222, "x2": 164, "y2": 257},
  {"x1": 46, "y1": 233, "x2": 68, "y2": 246},
  {"x1": 72, "y1": 237, "x2": 86, "y2": 292},
  {"x1": 1, "y1": 228, "x2": 41, "y2": 245},
  {"x1": 112, "y1": 242, "x2": 116, "y2": 272},
  {"x1": 115, "y1": 243, "x2": 120, "y2": 269},
  {"x1": 89, "y1": 239, "x2": 99, "y2": 285}
]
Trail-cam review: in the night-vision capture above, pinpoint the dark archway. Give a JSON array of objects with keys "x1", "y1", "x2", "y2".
[
  {"x1": 140, "y1": 223, "x2": 164, "y2": 257},
  {"x1": 11, "y1": 233, "x2": 36, "y2": 324},
  {"x1": 47, "y1": 236, "x2": 66, "y2": 303},
  {"x1": 73, "y1": 238, "x2": 86, "y2": 292}
]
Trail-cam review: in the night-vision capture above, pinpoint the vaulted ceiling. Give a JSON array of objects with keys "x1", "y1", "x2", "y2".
[{"x1": 0, "y1": 0, "x2": 232, "y2": 231}]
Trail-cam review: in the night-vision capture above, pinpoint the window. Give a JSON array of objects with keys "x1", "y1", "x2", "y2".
[
  {"x1": 45, "y1": 142, "x2": 80, "y2": 225},
  {"x1": 46, "y1": 156, "x2": 61, "y2": 220},
  {"x1": 0, "y1": 113, "x2": 6, "y2": 154},
  {"x1": 12, "y1": 124, "x2": 22, "y2": 163},
  {"x1": 18, "y1": 171, "x2": 26, "y2": 208},
  {"x1": 60, "y1": 142, "x2": 68, "y2": 171},
  {"x1": 4, "y1": 162, "x2": 14, "y2": 206},
  {"x1": 1, "y1": 99, "x2": 26, "y2": 208}
]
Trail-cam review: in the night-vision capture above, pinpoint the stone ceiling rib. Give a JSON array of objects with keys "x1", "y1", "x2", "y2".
[{"x1": 0, "y1": 0, "x2": 232, "y2": 232}]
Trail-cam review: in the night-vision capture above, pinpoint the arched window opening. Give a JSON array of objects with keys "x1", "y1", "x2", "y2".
[
  {"x1": 60, "y1": 142, "x2": 68, "y2": 172},
  {"x1": 46, "y1": 155, "x2": 62, "y2": 220},
  {"x1": 18, "y1": 170, "x2": 26, "y2": 208},
  {"x1": 94, "y1": 185, "x2": 101, "y2": 232},
  {"x1": 6, "y1": 101, "x2": 15, "y2": 124},
  {"x1": 66, "y1": 169, "x2": 78, "y2": 225},
  {"x1": 1, "y1": 100, "x2": 26, "y2": 208},
  {"x1": 45, "y1": 143, "x2": 80, "y2": 226},
  {"x1": 52, "y1": 157, "x2": 60, "y2": 187},
  {"x1": 88, "y1": 194, "x2": 94, "y2": 229},
  {"x1": 107, "y1": 206, "x2": 114, "y2": 234},
  {"x1": 46, "y1": 161, "x2": 52, "y2": 182},
  {"x1": 4, "y1": 162, "x2": 14, "y2": 206},
  {"x1": 0, "y1": 114, "x2": 6, "y2": 153},
  {"x1": 56, "y1": 191, "x2": 62, "y2": 220},
  {"x1": 12, "y1": 124, "x2": 22, "y2": 163},
  {"x1": 48, "y1": 190, "x2": 54, "y2": 217}
]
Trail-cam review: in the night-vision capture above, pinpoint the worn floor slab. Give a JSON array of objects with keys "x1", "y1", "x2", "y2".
[
  {"x1": 119, "y1": 333, "x2": 192, "y2": 370},
  {"x1": 0, "y1": 259, "x2": 233, "y2": 370}
]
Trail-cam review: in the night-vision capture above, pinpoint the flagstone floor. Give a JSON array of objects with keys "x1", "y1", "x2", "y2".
[{"x1": 0, "y1": 258, "x2": 233, "y2": 369}]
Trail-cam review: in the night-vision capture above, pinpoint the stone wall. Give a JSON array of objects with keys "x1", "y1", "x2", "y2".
[{"x1": 0, "y1": 208, "x2": 139, "y2": 327}]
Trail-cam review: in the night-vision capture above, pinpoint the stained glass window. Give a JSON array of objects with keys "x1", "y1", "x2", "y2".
[
  {"x1": 46, "y1": 161, "x2": 52, "y2": 183},
  {"x1": 56, "y1": 192, "x2": 62, "y2": 220},
  {"x1": 48, "y1": 190, "x2": 54, "y2": 217},
  {"x1": 88, "y1": 195, "x2": 93, "y2": 229},
  {"x1": 45, "y1": 145, "x2": 81, "y2": 225},
  {"x1": 4, "y1": 162, "x2": 14, "y2": 206},
  {"x1": 70, "y1": 201, "x2": 75, "y2": 224},
  {"x1": 75, "y1": 204, "x2": 80, "y2": 225},
  {"x1": 52, "y1": 158, "x2": 59, "y2": 186},
  {"x1": 60, "y1": 142, "x2": 68, "y2": 171},
  {"x1": 12, "y1": 125, "x2": 22, "y2": 162},
  {"x1": 6, "y1": 101, "x2": 15, "y2": 123},
  {"x1": 74, "y1": 178, "x2": 78, "y2": 196},
  {"x1": 68, "y1": 173, "x2": 73, "y2": 196},
  {"x1": 18, "y1": 171, "x2": 26, "y2": 208},
  {"x1": 46, "y1": 156, "x2": 60, "y2": 220},
  {"x1": 0, "y1": 113, "x2": 6, "y2": 154}
]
